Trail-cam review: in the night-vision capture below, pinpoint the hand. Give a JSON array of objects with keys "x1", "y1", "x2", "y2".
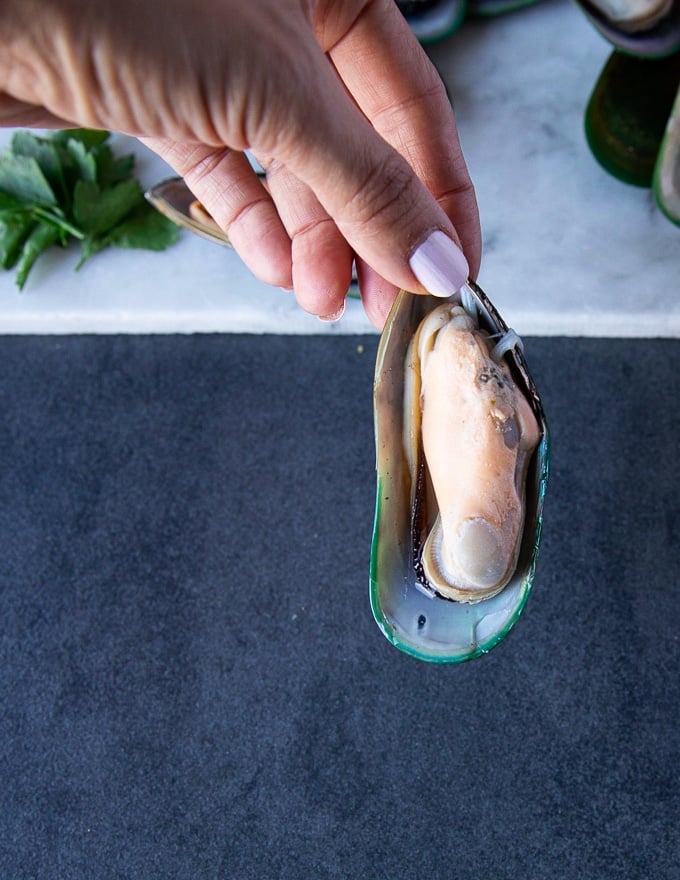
[{"x1": 0, "y1": 0, "x2": 481, "y2": 327}]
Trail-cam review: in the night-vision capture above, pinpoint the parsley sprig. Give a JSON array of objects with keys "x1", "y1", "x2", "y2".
[{"x1": 0, "y1": 128, "x2": 179, "y2": 289}]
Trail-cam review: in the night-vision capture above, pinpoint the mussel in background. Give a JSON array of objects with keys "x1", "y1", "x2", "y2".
[
  {"x1": 395, "y1": 0, "x2": 467, "y2": 41},
  {"x1": 585, "y1": 49, "x2": 680, "y2": 185},
  {"x1": 573, "y1": 0, "x2": 680, "y2": 58},
  {"x1": 654, "y1": 78, "x2": 680, "y2": 221},
  {"x1": 466, "y1": 0, "x2": 545, "y2": 16}
]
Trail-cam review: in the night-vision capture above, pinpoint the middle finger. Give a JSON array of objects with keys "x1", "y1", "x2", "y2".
[{"x1": 258, "y1": 155, "x2": 354, "y2": 321}]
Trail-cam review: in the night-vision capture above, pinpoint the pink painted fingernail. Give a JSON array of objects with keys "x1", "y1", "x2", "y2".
[
  {"x1": 409, "y1": 230, "x2": 469, "y2": 298},
  {"x1": 318, "y1": 302, "x2": 346, "y2": 323}
]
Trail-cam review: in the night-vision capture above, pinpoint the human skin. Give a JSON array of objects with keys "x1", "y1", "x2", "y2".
[{"x1": 0, "y1": 0, "x2": 481, "y2": 327}]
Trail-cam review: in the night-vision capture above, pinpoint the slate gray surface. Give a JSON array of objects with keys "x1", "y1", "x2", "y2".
[{"x1": 1, "y1": 334, "x2": 678, "y2": 879}]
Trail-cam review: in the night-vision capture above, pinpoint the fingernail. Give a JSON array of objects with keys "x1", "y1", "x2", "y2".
[
  {"x1": 318, "y1": 302, "x2": 346, "y2": 323},
  {"x1": 409, "y1": 230, "x2": 469, "y2": 298}
]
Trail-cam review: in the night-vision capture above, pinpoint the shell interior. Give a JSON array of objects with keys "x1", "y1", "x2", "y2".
[
  {"x1": 573, "y1": 0, "x2": 680, "y2": 58},
  {"x1": 369, "y1": 284, "x2": 550, "y2": 663},
  {"x1": 654, "y1": 79, "x2": 680, "y2": 223}
]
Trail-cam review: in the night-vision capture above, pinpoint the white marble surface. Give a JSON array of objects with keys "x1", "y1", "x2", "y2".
[{"x1": 0, "y1": 0, "x2": 677, "y2": 337}]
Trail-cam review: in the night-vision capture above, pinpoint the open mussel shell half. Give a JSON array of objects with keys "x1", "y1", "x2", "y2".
[
  {"x1": 370, "y1": 282, "x2": 550, "y2": 663},
  {"x1": 573, "y1": 0, "x2": 680, "y2": 58},
  {"x1": 654, "y1": 81, "x2": 680, "y2": 222},
  {"x1": 145, "y1": 177, "x2": 233, "y2": 247}
]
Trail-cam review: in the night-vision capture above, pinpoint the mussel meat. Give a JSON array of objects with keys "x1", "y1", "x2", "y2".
[{"x1": 404, "y1": 303, "x2": 540, "y2": 604}]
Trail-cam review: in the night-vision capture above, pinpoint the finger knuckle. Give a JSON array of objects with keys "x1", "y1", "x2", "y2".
[
  {"x1": 181, "y1": 147, "x2": 234, "y2": 187},
  {"x1": 345, "y1": 153, "x2": 418, "y2": 231}
]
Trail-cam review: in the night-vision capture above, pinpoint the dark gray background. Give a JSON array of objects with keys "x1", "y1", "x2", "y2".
[{"x1": 1, "y1": 334, "x2": 678, "y2": 879}]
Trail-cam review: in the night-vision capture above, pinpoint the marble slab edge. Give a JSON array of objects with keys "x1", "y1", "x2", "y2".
[{"x1": 1, "y1": 306, "x2": 679, "y2": 337}]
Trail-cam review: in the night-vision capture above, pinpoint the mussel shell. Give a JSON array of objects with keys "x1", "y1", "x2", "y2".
[
  {"x1": 573, "y1": 0, "x2": 680, "y2": 58},
  {"x1": 397, "y1": 0, "x2": 467, "y2": 42},
  {"x1": 654, "y1": 79, "x2": 680, "y2": 222},
  {"x1": 584, "y1": 49, "x2": 680, "y2": 186},
  {"x1": 370, "y1": 283, "x2": 550, "y2": 663},
  {"x1": 146, "y1": 177, "x2": 233, "y2": 247},
  {"x1": 467, "y1": 0, "x2": 545, "y2": 16}
]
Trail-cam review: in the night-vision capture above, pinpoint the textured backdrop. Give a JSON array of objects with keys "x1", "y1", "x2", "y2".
[{"x1": 1, "y1": 334, "x2": 678, "y2": 879}]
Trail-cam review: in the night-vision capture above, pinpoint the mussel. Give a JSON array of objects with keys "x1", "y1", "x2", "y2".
[
  {"x1": 584, "y1": 49, "x2": 680, "y2": 186},
  {"x1": 573, "y1": 0, "x2": 680, "y2": 58},
  {"x1": 146, "y1": 177, "x2": 237, "y2": 247},
  {"x1": 654, "y1": 79, "x2": 680, "y2": 222},
  {"x1": 370, "y1": 282, "x2": 550, "y2": 663},
  {"x1": 395, "y1": 0, "x2": 467, "y2": 42},
  {"x1": 586, "y1": 0, "x2": 673, "y2": 33},
  {"x1": 466, "y1": 0, "x2": 544, "y2": 16}
]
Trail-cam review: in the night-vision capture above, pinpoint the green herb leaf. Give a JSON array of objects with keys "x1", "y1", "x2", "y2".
[
  {"x1": 77, "y1": 203, "x2": 180, "y2": 269},
  {"x1": 66, "y1": 138, "x2": 97, "y2": 183},
  {"x1": 10, "y1": 131, "x2": 43, "y2": 157},
  {"x1": 75, "y1": 234, "x2": 107, "y2": 270},
  {"x1": 93, "y1": 143, "x2": 135, "y2": 188},
  {"x1": 11, "y1": 132, "x2": 74, "y2": 206},
  {"x1": 0, "y1": 190, "x2": 27, "y2": 214},
  {"x1": 106, "y1": 202, "x2": 180, "y2": 251},
  {"x1": 15, "y1": 221, "x2": 63, "y2": 289},
  {"x1": 0, "y1": 152, "x2": 57, "y2": 206},
  {"x1": 73, "y1": 178, "x2": 143, "y2": 237},
  {"x1": 51, "y1": 128, "x2": 110, "y2": 150},
  {"x1": 0, "y1": 213, "x2": 36, "y2": 269},
  {"x1": 0, "y1": 128, "x2": 180, "y2": 287}
]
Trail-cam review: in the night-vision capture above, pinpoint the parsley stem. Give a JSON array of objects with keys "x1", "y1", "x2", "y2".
[{"x1": 32, "y1": 206, "x2": 85, "y2": 240}]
